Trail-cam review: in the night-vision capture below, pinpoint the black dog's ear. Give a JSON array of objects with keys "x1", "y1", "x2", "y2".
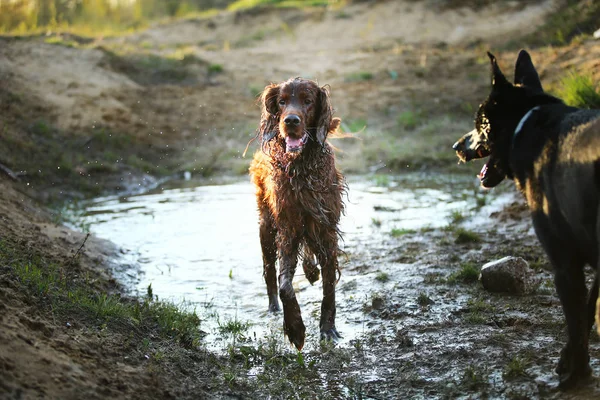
[
  {"x1": 487, "y1": 52, "x2": 509, "y2": 88},
  {"x1": 259, "y1": 83, "x2": 280, "y2": 142},
  {"x1": 316, "y1": 85, "x2": 334, "y2": 146},
  {"x1": 514, "y1": 49, "x2": 543, "y2": 92}
]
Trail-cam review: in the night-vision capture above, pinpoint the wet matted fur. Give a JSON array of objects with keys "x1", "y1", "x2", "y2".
[
  {"x1": 249, "y1": 77, "x2": 346, "y2": 350},
  {"x1": 453, "y1": 50, "x2": 600, "y2": 390}
]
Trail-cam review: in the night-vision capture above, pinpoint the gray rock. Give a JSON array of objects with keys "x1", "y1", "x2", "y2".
[{"x1": 479, "y1": 256, "x2": 536, "y2": 295}]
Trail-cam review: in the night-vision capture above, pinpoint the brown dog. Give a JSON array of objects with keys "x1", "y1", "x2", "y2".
[{"x1": 249, "y1": 78, "x2": 345, "y2": 350}]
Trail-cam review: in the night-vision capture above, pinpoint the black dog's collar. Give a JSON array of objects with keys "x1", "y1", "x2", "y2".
[{"x1": 513, "y1": 106, "x2": 540, "y2": 142}]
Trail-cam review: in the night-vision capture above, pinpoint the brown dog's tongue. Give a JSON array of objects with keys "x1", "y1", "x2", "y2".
[
  {"x1": 286, "y1": 137, "x2": 303, "y2": 148},
  {"x1": 285, "y1": 137, "x2": 305, "y2": 152}
]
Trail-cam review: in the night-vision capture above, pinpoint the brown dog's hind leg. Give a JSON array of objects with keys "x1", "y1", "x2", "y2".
[
  {"x1": 302, "y1": 248, "x2": 320, "y2": 285},
  {"x1": 316, "y1": 244, "x2": 341, "y2": 343}
]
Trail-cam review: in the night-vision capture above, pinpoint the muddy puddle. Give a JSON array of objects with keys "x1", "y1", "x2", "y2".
[
  {"x1": 69, "y1": 172, "x2": 600, "y2": 398},
  {"x1": 73, "y1": 173, "x2": 515, "y2": 352}
]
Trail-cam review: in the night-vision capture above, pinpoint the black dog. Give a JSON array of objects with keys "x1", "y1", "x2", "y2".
[{"x1": 453, "y1": 50, "x2": 600, "y2": 389}]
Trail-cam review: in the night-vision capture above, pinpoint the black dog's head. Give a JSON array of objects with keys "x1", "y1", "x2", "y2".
[{"x1": 453, "y1": 50, "x2": 548, "y2": 188}]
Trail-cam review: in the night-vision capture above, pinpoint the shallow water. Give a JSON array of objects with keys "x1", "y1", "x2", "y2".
[{"x1": 78, "y1": 173, "x2": 515, "y2": 351}]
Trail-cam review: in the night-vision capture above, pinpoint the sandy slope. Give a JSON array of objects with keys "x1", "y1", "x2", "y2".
[{"x1": 0, "y1": 0, "x2": 561, "y2": 133}]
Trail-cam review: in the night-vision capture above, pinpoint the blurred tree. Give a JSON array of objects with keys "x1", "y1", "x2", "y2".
[{"x1": 0, "y1": 0, "x2": 241, "y2": 34}]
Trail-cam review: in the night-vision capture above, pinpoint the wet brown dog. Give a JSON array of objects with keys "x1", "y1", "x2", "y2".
[{"x1": 249, "y1": 78, "x2": 346, "y2": 350}]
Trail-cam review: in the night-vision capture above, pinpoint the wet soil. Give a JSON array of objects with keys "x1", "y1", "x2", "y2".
[{"x1": 1, "y1": 0, "x2": 600, "y2": 399}]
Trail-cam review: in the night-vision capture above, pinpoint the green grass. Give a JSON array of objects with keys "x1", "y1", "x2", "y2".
[
  {"x1": 461, "y1": 364, "x2": 489, "y2": 391},
  {"x1": 208, "y1": 63, "x2": 224, "y2": 74},
  {"x1": 29, "y1": 119, "x2": 54, "y2": 138},
  {"x1": 345, "y1": 71, "x2": 375, "y2": 82},
  {"x1": 464, "y1": 311, "x2": 486, "y2": 324},
  {"x1": 464, "y1": 298, "x2": 492, "y2": 324},
  {"x1": 447, "y1": 263, "x2": 480, "y2": 284},
  {"x1": 44, "y1": 36, "x2": 81, "y2": 48},
  {"x1": 375, "y1": 271, "x2": 390, "y2": 283},
  {"x1": 454, "y1": 228, "x2": 482, "y2": 244},
  {"x1": 219, "y1": 317, "x2": 252, "y2": 337},
  {"x1": 397, "y1": 110, "x2": 419, "y2": 130},
  {"x1": 449, "y1": 210, "x2": 467, "y2": 225},
  {"x1": 466, "y1": 298, "x2": 493, "y2": 313},
  {"x1": 372, "y1": 174, "x2": 390, "y2": 187},
  {"x1": 423, "y1": 272, "x2": 444, "y2": 284},
  {"x1": 556, "y1": 71, "x2": 600, "y2": 109},
  {"x1": 391, "y1": 228, "x2": 416, "y2": 237},
  {"x1": 417, "y1": 292, "x2": 432, "y2": 307},
  {"x1": 228, "y1": 0, "x2": 330, "y2": 11},
  {"x1": 4, "y1": 238, "x2": 203, "y2": 348},
  {"x1": 343, "y1": 118, "x2": 368, "y2": 133},
  {"x1": 519, "y1": 0, "x2": 600, "y2": 47},
  {"x1": 248, "y1": 84, "x2": 263, "y2": 97},
  {"x1": 503, "y1": 356, "x2": 530, "y2": 380},
  {"x1": 13, "y1": 260, "x2": 61, "y2": 296}
]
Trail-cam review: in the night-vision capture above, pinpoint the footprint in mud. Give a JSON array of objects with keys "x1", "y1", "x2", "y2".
[{"x1": 18, "y1": 315, "x2": 54, "y2": 338}]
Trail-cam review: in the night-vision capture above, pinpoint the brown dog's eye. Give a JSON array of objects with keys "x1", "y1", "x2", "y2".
[
  {"x1": 304, "y1": 99, "x2": 312, "y2": 105},
  {"x1": 278, "y1": 99, "x2": 285, "y2": 106}
]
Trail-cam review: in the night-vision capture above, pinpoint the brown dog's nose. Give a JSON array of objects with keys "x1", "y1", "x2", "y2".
[{"x1": 284, "y1": 115, "x2": 301, "y2": 126}]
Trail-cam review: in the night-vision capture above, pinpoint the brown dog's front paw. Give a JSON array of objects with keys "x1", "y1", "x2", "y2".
[{"x1": 284, "y1": 317, "x2": 306, "y2": 351}]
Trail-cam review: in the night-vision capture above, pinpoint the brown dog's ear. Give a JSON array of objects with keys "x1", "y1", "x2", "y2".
[
  {"x1": 487, "y1": 51, "x2": 509, "y2": 88},
  {"x1": 259, "y1": 83, "x2": 280, "y2": 143},
  {"x1": 329, "y1": 117, "x2": 341, "y2": 133},
  {"x1": 316, "y1": 85, "x2": 334, "y2": 146}
]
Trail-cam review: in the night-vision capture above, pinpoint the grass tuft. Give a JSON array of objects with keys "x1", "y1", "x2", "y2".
[
  {"x1": 397, "y1": 110, "x2": 419, "y2": 130},
  {"x1": 503, "y1": 356, "x2": 530, "y2": 380},
  {"x1": 208, "y1": 63, "x2": 224, "y2": 74},
  {"x1": 449, "y1": 210, "x2": 467, "y2": 225},
  {"x1": 454, "y1": 228, "x2": 482, "y2": 244},
  {"x1": 345, "y1": 71, "x2": 374, "y2": 82},
  {"x1": 375, "y1": 271, "x2": 390, "y2": 283},
  {"x1": 447, "y1": 262, "x2": 480, "y2": 284},
  {"x1": 556, "y1": 71, "x2": 600, "y2": 109},
  {"x1": 461, "y1": 364, "x2": 489, "y2": 390},
  {"x1": 391, "y1": 228, "x2": 416, "y2": 237},
  {"x1": 228, "y1": 0, "x2": 330, "y2": 11},
  {"x1": 219, "y1": 317, "x2": 252, "y2": 338},
  {"x1": 417, "y1": 292, "x2": 432, "y2": 307}
]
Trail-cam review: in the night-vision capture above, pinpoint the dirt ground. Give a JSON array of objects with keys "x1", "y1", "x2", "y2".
[{"x1": 1, "y1": 0, "x2": 600, "y2": 398}]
